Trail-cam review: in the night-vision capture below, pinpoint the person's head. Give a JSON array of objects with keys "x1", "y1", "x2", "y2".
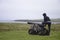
[{"x1": 43, "y1": 13, "x2": 46, "y2": 17}]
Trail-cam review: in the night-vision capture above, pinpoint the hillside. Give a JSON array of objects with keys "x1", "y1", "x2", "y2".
[
  {"x1": 14, "y1": 18, "x2": 60, "y2": 22},
  {"x1": 51, "y1": 18, "x2": 60, "y2": 22}
]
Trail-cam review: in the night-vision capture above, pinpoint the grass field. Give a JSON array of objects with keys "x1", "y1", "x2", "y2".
[{"x1": 0, "y1": 23, "x2": 60, "y2": 40}]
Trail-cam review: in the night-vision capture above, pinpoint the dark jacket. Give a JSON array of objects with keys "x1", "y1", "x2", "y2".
[{"x1": 44, "y1": 16, "x2": 51, "y2": 22}]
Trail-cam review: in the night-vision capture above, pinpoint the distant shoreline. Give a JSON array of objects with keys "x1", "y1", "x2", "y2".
[{"x1": 0, "y1": 20, "x2": 60, "y2": 24}]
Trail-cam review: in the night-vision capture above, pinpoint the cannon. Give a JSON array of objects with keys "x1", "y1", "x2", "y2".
[{"x1": 27, "y1": 22, "x2": 49, "y2": 35}]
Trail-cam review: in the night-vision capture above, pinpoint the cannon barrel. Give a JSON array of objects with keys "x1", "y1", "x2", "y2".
[
  {"x1": 27, "y1": 22, "x2": 44, "y2": 27},
  {"x1": 27, "y1": 22, "x2": 39, "y2": 24}
]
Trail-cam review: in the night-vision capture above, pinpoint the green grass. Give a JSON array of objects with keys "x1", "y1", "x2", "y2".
[{"x1": 0, "y1": 23, "x2": 60, "y2": 40}]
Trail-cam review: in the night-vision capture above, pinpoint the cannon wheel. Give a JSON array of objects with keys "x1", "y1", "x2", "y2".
[
  {"x1": 38, "y1": 28, "x2": 49, "y2": 35},
  {"x1": 28, "y1": 29, "x2": 38, "y2": 35}
]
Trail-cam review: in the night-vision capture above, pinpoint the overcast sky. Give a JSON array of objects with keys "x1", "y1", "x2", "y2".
[{"x1": 0, "y1": 0, "x2": 60, "y2": 20}]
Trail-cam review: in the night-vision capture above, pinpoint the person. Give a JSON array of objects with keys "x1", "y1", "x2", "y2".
[{"x1": 42, "y1": 13, "x2": 51, "y2": 35}]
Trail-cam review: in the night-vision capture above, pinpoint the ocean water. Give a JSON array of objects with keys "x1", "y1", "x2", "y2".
[
  {"x1": 0, "y1": 20, "x2": 27, "y2": 23},
  {"x1": 0, "y1": 20, "x2": 60, "y2": 24}
]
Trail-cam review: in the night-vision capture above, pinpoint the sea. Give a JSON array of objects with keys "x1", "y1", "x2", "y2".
[{"x1": 0, "y1": 20, "x2": 60, "y2": 24}]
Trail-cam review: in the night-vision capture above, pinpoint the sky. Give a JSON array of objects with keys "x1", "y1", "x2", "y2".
[{"x1": 0, "y1": 0, "x2": 60, "y2": 20}]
